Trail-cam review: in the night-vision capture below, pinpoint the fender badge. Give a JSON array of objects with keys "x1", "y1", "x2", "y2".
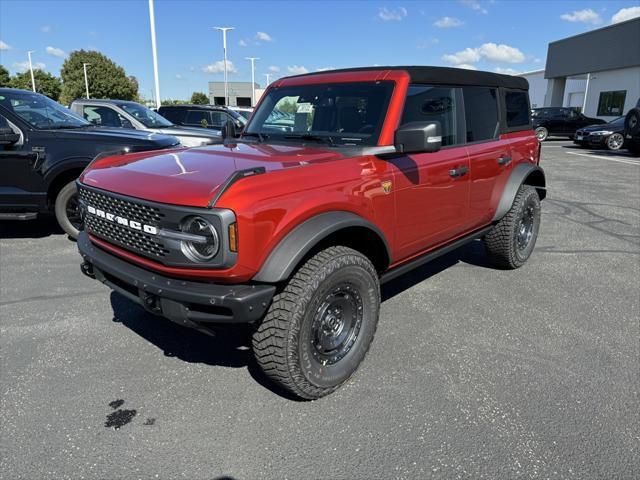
[{"x1": 381, "y1": 180, "x2": 392, "y2": 194}]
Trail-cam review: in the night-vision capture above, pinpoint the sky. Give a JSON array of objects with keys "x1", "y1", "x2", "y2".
[{"x1": 1, "y1": 0, "x2": 639, "y2": 101}]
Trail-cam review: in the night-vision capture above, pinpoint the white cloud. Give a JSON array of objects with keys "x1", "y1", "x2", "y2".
[
  {"x1": 442, "y1": 42, "x2": 525, "y2": 66},
  {"x1": 13, "y1": 61, "x2": 46, "y2": 73},
  {"x1": 461, "y1": 0, "x2": 487, "y2": 15},
  {"x1": 316, "y1": 66, "x2": 336, "y2": 72},
  {"x1": 560, "y1": 9, "x2": 602, "y2": 24},
  {"x1": 175, "y1": 74, "x2": 183, "y2": 79},
  {"x1": 0, "y1": 40, "x2": 11, "y2": 50},
  {"x1": 238, "y1": 39, "x2": 248, "y2": 47},
  {"x1": 457, "y1": 64, "x2": 477, "y2": 70},
  {"x1": 494, "y1": 67, "x2": 520, "y2": 75},
  {"x1": 442, "y1": 47, "x2": 481, "y2": 65},
  {"x1": 611, "y1": 6, "x2": 640, "y2": 23},
  {"x1": 287, "y1": 65, "x2": 308, "y2": 75},
  {"x1": 202, "y1": 60, "x2": 238, "y2": 74},
  {"x1": 41, "y1": 25, "x2": 52, "y2": 33},
  {"x1": 378, "y1": 7, "x2": 407, "y2": 21},
  {"x1": 256, "y1": 31, "x2": 273, "y2": 42},
  {"x1": 434, "y1": 16, "x2": 464, "y2": 28},
  {"x1": 268, "y1": 65, "x2": 280, "y2": 72},
  {"x1": 45, "y1": 46, "x2": 66, "y2": 58}
]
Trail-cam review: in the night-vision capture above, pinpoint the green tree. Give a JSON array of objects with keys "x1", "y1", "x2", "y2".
[
  {"x1": 59, "y1": 50, "x2": 138, "y2": 104},
  {"x1": 190, "y1": 91, "x2": 209, "y2": 105},
  {"x1": 9, "y1": 70, "x2": 62, "y2": 100},
  {"x1": 0, "y1": 65, "x2": 10, "y2": 87}
]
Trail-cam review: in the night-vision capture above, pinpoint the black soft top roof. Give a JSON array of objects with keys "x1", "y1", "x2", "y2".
[{"x1": 289, "y1": 66, "x2": 529, "y2": 90}]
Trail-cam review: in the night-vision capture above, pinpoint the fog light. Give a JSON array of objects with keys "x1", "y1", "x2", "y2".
[{"x1": 180, "y1": 216, "x2": 219, "y2": 262}]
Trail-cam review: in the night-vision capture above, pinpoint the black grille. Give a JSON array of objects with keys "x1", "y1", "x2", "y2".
[{"x1": 78, "y1": 187, "x2": 164, "y2": 224}]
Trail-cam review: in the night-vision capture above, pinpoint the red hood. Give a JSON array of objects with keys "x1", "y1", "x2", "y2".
[{"x1": 80, "y1": 143, "x2": 344, "y2": 207}]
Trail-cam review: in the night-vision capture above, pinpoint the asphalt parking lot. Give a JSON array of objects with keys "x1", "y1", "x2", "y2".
[{"x1": 1, "y1": 140, "x2": 639, "y2": 480}]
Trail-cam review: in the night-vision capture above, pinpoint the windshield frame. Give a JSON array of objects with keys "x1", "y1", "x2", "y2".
[
  {"x1": 118, "y1": 102, "x2": 174, "y2": 128},
  {"x1": 243, "y1": 81, "x2": 395, "y2": 147},
  {"x1": 0, "y1": 91, "x2": 90, "y2": 130}
]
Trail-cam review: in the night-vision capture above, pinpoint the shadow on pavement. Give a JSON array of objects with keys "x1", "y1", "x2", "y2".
[{"x1": 0, "y1": 214, "x2": 65, "y2": 239}]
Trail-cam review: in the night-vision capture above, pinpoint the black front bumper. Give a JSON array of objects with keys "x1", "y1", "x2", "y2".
[{"x1": 77, "y1": 232, "x2": 275, "y2": 328}]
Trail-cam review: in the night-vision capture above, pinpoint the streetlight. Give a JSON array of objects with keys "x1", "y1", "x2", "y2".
[
  {"x1": 82, "y1": 63, "x2": 91, "y2": 98},
  {"x1": 214, "y1": 27, "x2": 234, "y2": 106},
  {"x1": 263, "y1": 73, "x2": 271, "y2": 86},
  {"x1": 245, "y1": 57, "x2": 259, "y2": 106},
  {"x1": 148, "y1": 0, "x2": 161, "y2": 109},
  {"x1": 27, "y1": 51, "x2": 36, "y2": 92}
]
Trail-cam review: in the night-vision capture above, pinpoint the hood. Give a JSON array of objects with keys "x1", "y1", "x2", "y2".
[
  {"x1": 80, "y1": 142, "x2": 345, "y2": 207},
  {"x1": 52, "y1": 126, "x2": 179, "y2": 148},
  {"x1": 579, "y1": 122, "x2": 624, "y2": 133}
]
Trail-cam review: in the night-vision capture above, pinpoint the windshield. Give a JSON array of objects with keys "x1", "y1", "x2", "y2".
[
  {"x1": 119, "y1": 102, "x2": 174, "y2": 128},
  {"x1": 244, "y1": 81, "x2": 394, "y2": 146},
  {"x1": 0, "y1": 91, "x2": 89, "y2": 129}
]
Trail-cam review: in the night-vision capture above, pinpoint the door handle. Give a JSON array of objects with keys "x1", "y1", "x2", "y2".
[
  {"x1": 449, "y1": 166, "x2": 469, "y2": 178},
  {"x1": 497, "y1": 156, "x2": 512, "y2": 166}
]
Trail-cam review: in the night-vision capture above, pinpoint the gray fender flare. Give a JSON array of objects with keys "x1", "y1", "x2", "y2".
[
  {"x1": 253, "y1": 211, "x2": 391, "y2": 283},
  {"x1": 492, "y1": 164, "x2": 546, "y2": 222}
]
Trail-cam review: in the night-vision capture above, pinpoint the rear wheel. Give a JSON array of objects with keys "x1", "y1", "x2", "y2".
[
  {"x1": 484, "y1": 185, "x2": 541, "y2": 269},
  {"x1": 606, "y1": 133, "x2": 624, "y2": 151},
  {"x1": 535, "y1": 126, "x2": 548, "y2": 142},
  {"x1": 54, "y1": 180, "x2": 82, "y2": 239},
  {"x1": 252, "y1": 246, "x2": 380, "y2": 400}
]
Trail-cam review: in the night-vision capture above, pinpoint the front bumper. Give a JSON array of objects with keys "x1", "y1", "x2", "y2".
[{"x1": 77, "y1": 232, "x2": 275, "y2": 328}]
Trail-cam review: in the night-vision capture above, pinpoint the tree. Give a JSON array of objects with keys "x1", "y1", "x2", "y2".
[
  {"x1": 0, "y1": 65, "x2": 10, "y2": 87},
  {"x1": 190, "y1": 92, "x2": 209, "y2": 105},
  {"x1": 9, "y1": 70, "x2": 62, "y2": 100},
  {"x1": 59, "y1": 50, "x2": 138, "y2": 104}
]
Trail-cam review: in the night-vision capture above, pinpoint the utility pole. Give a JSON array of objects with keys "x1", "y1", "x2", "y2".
[
  {"x1": 82, "y1": 63, "x2": 91, "y2": 98},
  {"x1": 214, "y1": 27, "x2": 234, "y2": 106},
  {"x1": 263, "y1": 73, "x2": 271, "y2": 86},
  {"x1": 27, "y1": 51, "x2": 36, "y2": 92},
  {"x1": 148, "y1": 0, "x2": 161, "y2": 109},
  {"x1": 245, "y1": 57, "x2": 259, "y2": 106}
]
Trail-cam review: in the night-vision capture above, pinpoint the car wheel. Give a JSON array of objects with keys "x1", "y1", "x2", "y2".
[
  {"x1": 606, "y1": 133, "x2": 625, "y2": 151},
  {"x1": 252, "y1": 246, "x2": 380, "y2": 400},
  {"x1": 483, "y1": 185, "x2": 541, "y2": 269},
  {"x1": 54, "y1": 180, "x2": 82, "y2": 239},
  {"x1": 535, "y1": 126, "x2": 548, "y2": 142}
]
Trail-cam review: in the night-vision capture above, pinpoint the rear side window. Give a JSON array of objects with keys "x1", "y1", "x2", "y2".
[
  {"x1": 184, "y1": 110, "x2": 211, "y2": 127},
  {"x1": 401, "y1": 85, "x2": 461, "y2": 147},
  {"x1": 159, "y1": 109, "x2": 184, "y2": 124},
  {"x1": 504, "y1": 91, "x2": 530, "y2": 128},
  {"x1": 462, "y1": 87, "x2": 499, "y2": 142}
]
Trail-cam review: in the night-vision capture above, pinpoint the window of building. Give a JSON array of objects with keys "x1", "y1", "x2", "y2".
[
  {"x1": 401, "y1": 85, "x2": 461, "y2": 146},
  {"x1": 597, "y1": 90, "x2": 627, "y2": 116},
  {"x1": 504, "y1": 91, "x2": 530, "y2": 128},
  {"x1": 462, "y1": 87, "x2": 499, "y2": 142},
  {"x1": 213, "y1": 96, "x2": 226, "y2": 106}
]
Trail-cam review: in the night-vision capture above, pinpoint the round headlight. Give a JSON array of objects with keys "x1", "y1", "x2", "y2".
[{"x1": 180, "y1": 216, "x2": 219, "y2": 262}]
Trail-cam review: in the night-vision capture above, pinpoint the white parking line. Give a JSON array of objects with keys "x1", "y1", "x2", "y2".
[{"x1": 566, "y1": 151, "x2": 640, "y2": 166}]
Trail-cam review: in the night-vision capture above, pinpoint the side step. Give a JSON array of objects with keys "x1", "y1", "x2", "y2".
[{"x1": 0, "y1": 212, "x2": 38, "y2": 221}]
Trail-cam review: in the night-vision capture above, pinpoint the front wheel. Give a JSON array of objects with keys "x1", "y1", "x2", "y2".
[
  {"x1": 606, "y1": 133, "x2": 625, "y2": 151},
  {"x1": 483, "y1": 185, "x2": 541, "y2": 269},
  {"x1": 54, "y1": 180, "x2": 82, "y2": 239},
  {"x1": 535, "y1": 126, "x2": 548, "y2": 142},
  {"x1": 252, "y1": 246, "x2": 380, "y2": 400}
]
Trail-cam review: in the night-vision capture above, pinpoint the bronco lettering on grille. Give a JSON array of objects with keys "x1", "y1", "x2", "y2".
[{"x1": 86, "y1": 205, "x2": 158, "y2": 235}]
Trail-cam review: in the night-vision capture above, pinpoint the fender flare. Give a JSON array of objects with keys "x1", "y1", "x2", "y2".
[
  {"x1": 492, "y1": 163, "x2": 546, "y2": 222},
  {"x1": 253, "y1": 211, "x2": 391, "y2": 283},
  {"x1": 43, "y1": 157, "x2": 93, "y2": 188}
]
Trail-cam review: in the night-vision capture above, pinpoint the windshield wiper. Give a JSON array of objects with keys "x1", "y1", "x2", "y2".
[
  {"x1": 242, "y1": 132, "x2": 268, "y2": 142},
  {"x1": 48, "y1": 124, "x2": 90, "y2": 130},
  {"x1": 284, "y1": 134, "x2": 335, "y2": 146}
]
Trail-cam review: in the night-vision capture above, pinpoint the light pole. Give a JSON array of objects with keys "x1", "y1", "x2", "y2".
[
  {"x1": 82, "y1": 63, "x2": 91, "y2": 98},
  {"x1": 214, "y1": 27, "x2": 234, "y2": 106},
  {"x1": 245, "y1": 57, "x2": 259, "y2": 106},
  {"x1": 263, "y1": 73, "x2": 271, "y2": 86},
  {"x1": 27, "y1": 51, "x2": 36, "y2": 92},
  {"x1": 148, "y1": 0, "x2": 161, "y2": 109}
]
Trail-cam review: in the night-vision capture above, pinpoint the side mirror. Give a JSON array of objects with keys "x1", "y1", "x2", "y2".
[
  {"x1": 0, "y1": 127, "x2": 20, "y2": 146},
  {"x1": 221, "y1": 120, "x2": 237, "y2": 141},
  {"x1": 395, "y1": 121, "x2": 441, "y2": 154}
]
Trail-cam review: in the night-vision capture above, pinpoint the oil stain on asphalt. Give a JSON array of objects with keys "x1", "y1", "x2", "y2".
[{"x1": 105, "y1": 399, "x2": 137, "y2": 429}]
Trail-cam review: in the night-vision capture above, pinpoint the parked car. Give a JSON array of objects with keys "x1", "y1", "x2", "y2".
[
  {"x1": 69, "y1": 99, "x2": 221, "y2": 147},
  {"x1": 574, "y1": 116, "x2": 626, "y2": 150},
  {"x1": 227, "y1": 106, "x2": 253, "y2": 121},
  {"x1": 76, "y1": 66, "x2": 545, "y2": 399},
  {"x1": 623, "y1": 98, "x2": 640, "y2": 156},
  {"x1": 156, "y1": 104, "x2": 246, "y2": 132},
  {"x1": 532, "y1": 107, "x2": 605, "y2": 141},
  {"x1": 0, "y1": 88, "x2": 179, "y2": 237}
]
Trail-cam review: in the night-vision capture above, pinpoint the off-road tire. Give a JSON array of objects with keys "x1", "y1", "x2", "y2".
[
  {"x1": 54, "y1": 180, "x2": 82, "y2": 239},
  {"x1": 252, "y1": 246, "x2": 380, "y2": 400},
  {"x1": 484, "y1": 185, "x2": 541, "y2": 269}
]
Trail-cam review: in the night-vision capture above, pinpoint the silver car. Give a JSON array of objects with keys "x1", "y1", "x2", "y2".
[{"x1": 69, "y1": 99, "x2": 221, "y2": 147}]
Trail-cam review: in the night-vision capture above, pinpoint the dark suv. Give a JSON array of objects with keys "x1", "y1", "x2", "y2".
[
  {"x1": 532, "y1": 107, "x2": 604, "y2": 141},
  {"x1": 157, "y1": 104, "x2": 246, "y2": 132},
  {"x1": 0, "y1": 88, "x2": 179, "y2": 237}
]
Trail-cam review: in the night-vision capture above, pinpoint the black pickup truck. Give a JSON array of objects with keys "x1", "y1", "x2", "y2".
[{"x1": 0, "y1": 88, "x2": 179, "y2": 237}]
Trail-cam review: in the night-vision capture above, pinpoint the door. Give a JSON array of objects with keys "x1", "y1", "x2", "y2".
[{"x1": 391, "y1": 85, "x2": 470, "y2": 260}]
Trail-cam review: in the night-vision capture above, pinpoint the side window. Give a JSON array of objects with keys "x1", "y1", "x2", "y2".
[
  {"x1": 504, "y1": 91, "x2": 530, "y2": 129},
  {"x1": 83, "y1": 106, "x2": 127, "y2": 128},
  {"x1": 0, "y1": 113, "x2": 20, "y2": 150},
  {"x1": 462, "y1": 87, "x2": 499, "y2": 142},
  {"x1": 159, "y1": 109, "x2": 182, "y2": 124},
  {"x1": 209, "y1": 111, "x2": 226, "y2": 128},
  {"x1": 184, "y1": 110, "x2": 211, "y2": 127},
  {"x1": 401, "y1": 85, "x2": 461, "y2": 147}
]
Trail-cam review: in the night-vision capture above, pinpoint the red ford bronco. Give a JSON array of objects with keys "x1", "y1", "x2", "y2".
[{"x1": 77, "y1": 66, "x2": 545, "y2": 399}]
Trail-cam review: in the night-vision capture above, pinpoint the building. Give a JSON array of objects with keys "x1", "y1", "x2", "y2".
[
  {"x1": 207, "y1": 81, "x2": 265, "y2": 107},
  {"x1": 518, "y1": 16, "x2": 640, "y2": 119}
]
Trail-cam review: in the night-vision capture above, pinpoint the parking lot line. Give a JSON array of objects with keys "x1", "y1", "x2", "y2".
[{"x1": 565, "y1": 151, "x2": 640, "y2": 166}]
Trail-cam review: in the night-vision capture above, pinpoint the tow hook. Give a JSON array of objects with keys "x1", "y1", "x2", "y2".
[
  {"x1": 80, "y1": 261, "x2": 95, "y2": 279},
  {"x1": 143, "y1": 293, "x2": 162, "y2": 314}
]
